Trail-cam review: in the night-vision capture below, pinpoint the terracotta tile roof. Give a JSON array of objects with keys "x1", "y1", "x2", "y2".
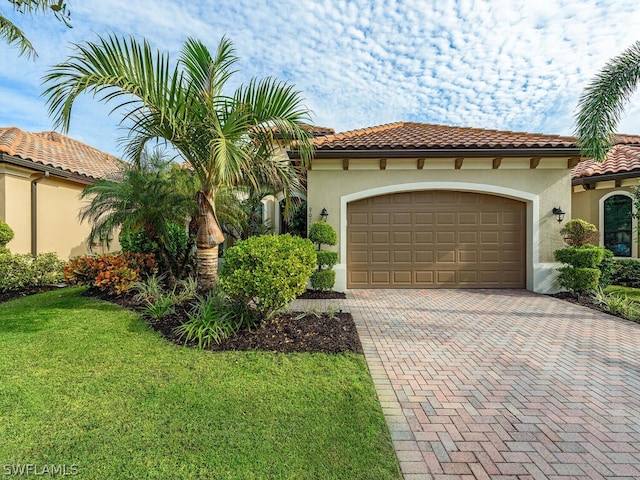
[
  {"x1": 313, "y1": 122, "x2": 577, "y2": 151},
  {"x1": 271, "y1": 123, "x2": 335, "y2": 138},
  {"x1": 0, "y1": 127, "x2": 122, "y2": 180},
  {"x1": 572, "y1": 143, "x2": 640, "y2": 180},
  {"x1": 614, "y1": 134, "x2": 640, "y2": 145}
]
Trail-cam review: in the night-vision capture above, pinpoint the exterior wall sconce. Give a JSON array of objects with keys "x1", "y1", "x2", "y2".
[
  {"x1": 320, "y1": 208, "x2": 329, "y2": 222},
  {"x1": 552, "y1": 207, "x2": 565, "y2": 223}
]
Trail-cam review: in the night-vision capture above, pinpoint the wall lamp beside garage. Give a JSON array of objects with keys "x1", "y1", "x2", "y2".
[
  {"x1": 320, "y1": 208, "x2": 329, "y2": 222},
  {"x1": 552, "y1": 207, "x2": 565, "y2": 223}
]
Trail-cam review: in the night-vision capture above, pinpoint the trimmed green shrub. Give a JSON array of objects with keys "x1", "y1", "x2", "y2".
[
  {"x1": 560, "y1": 219, "x2": 598, "y2": 246},
  {"x1": 0, "y1": 251, "x2": 64, "y2": 292},
  {"x1": 554, "y1": 244, "x2": 606, "y2": 268},
  {"x1": 310, "y1": 269, "x2": 336, "y2": 291},
  {"x1": 308, "y1": 221, "x2": 338, "y2": 291},
  {"x1": 219, "y1": 234, "x2": 316, "y2": 320},
  {"x1": 557, "y1": 267, "x2": 601, "y2": 294},
  {"x1": 0, "y1": 221, "x2": 14, "y2": 247},
  {"x1": 555, "y1": 243, "x2": 608, "y2": 295},
  {"x1": 598, "y1": 249, "x2": 615, "y2": 288},
  {"x1": 309, "y1": 221, "x2": 337, "y2": 247},
  {"x1": 316, "y1": 250, "x2": 338, "y2": 269},
  {"x1": 609, "y1": 258, "x2": 640, "y2": 287}
]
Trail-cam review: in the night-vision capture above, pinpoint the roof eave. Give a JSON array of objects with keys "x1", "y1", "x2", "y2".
[
  {"x1": 0, "y1": 153, "x2": 98, "y2": 185},
  {"x1": 572, "y1": 169, "x2": 640, "y2": 185},
  {"x1": 289, "y1": 147, "x2": 581, "y2": 159}
]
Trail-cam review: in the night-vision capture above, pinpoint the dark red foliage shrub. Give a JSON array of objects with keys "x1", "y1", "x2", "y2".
[{"x1": 64, "y1": 252, "x2": 156, "y2": 295}]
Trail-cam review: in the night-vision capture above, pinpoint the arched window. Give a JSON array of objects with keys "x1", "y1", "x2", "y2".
[{"x1": 603, "y1": 194, "x2": 633, "y2": 257}]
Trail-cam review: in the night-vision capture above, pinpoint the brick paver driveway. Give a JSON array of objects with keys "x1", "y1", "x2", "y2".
[{"x1": 348, "y1": 289, "x2": 640, "y2": 480}]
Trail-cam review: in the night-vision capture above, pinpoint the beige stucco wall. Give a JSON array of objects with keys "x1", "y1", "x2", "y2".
[
  {"x1": 308, "y1": 158, "x2": 573, "y2": 293},
  {"x1": 0, "y1": 165, "x2": 119, "y2": 258}
]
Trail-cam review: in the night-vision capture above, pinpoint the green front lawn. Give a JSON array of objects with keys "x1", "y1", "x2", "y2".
[
  {"x1": 604, "y1": 285, "x2": 640, "y2": 302},
  {"x1": 0, "y1": 288, "x2": 400, "y2": 479}
]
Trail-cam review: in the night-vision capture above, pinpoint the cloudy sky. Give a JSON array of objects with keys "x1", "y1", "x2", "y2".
[{"x1": 2, "y1": 0, "x2": 640, "y2": 157}]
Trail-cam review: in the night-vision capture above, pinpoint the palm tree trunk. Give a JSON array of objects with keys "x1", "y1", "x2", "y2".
[{"x1": 195, "y1": 191, "x2": 225, "y2": 291}]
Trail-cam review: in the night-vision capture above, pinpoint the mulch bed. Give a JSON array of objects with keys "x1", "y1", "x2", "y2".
[
  {"x1": 86, "y1": 289, "x2": 361, "y2": 354},
  {"x1": 297, "y1": 289, "x2": 346, "y2": 300}
]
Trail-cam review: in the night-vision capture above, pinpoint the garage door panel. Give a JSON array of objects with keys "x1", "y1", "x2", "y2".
[
  {"x1": 437, "y1": 250, "x2": 456, "y2": 262},
  {"x1": 349, "y1": 212, "x2": 369, "y2": 225},
  {"x1": 371, "y1": 271, "x2": 391, "y2": 284},
  {"x1": 415, "y1": 231, "x2": 434, "y2": 243},
  {"x1": 350, "y1": 250, "x2": 369, "y2": 264},
  {"x1": 481, "y1": 231, "x2": 500, "y2": 244},
  {"x1": 415, "y1": 212, "x2": 433, "y2": 225},
  {"x1": 393, "y1": 231, "x2": 412, "y2": 243},
  {"x1": 371, "y1": 212, "x2": 390, "y2": 224},
  {"x1": 437, "y1": 231, "x2": 456, "y2": 244},
  {"x1": 437, "y1": 212, "x2": 456, "y2": 225},
  {"x1": 459, "y1": 212, "x2": 478, "y2": 224},
  {"x1": 459, "y1": 231, "x2": 478, "y2": 243},
  {"x1": 437, "y1": 270, "x2": 456, "y2": 284},
  {"x1": 481, "y1": 212, "x2": 500, "y2": 224},
  {"x1": 371, "y1": 232, "x2": 390, "y2": 244},
  {"x1": 347, "y1": 191, "x2": 525, "y2": 288},
  {"x1": 459, "y1": 271, "x2": 478, "y2": 283},
  {"x1": 415, "y1": 271, "x2": 434, "y2": 284},
  {"x1": 393, "y1": 250, "x2": 412, "y2": 263},
  {"x1": 393, "y1": 212, "x2": 412, "y2": 224},
  {"x1": 459, "y1": 250, "x2": 478, "y2": 263},
  {"x1": 393, "y1": 271, "x2": 412, "y2": 283},
  {"x1": 371, "y1": 250, "x2": 390, "y2": 263},
  {"x1": 349, "y1": 231, "x2": 368, "y2": 244}
]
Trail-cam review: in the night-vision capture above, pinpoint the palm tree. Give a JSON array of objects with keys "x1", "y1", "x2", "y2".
[
  {"x1": 43, "y1": 35, "x2": 314, "y2": 290},
  {"x1": 575, "y1": 41, "x2": 640, "y2": 161},
  {"x1": 1, "y1": 0, "x2": 71, "y2": 59},
  {"x1": 80, "y1": 149, "x2": 196, "y2": 285}
]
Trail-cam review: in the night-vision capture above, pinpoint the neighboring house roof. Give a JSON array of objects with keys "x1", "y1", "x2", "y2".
[
  {"x1": 572, "y1": 138, "x2": 640, "y2": 184},
  {"x1": 301, "y1": 122, "x2": 579, "y2": 158},
  {"x1": 0, "y1": 127, "x2": 122, "y2": 181}
]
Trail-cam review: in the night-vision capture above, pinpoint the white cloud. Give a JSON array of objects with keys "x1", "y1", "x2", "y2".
[{"x1": 1, "y1": 0, "x2": 640, "y2": 156}]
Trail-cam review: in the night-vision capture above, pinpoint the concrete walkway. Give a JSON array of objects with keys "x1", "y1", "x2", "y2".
[{"x1": 296, "y1": 290, "x2": 640, "y2": 479}]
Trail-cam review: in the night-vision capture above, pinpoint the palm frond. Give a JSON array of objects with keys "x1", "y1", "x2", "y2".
[
  {"x1": 575, "y1": 41, "x2": 640, "y2": 161},
  {"x1": 0, "y1": 13, "x2": 36, "y2": 58},
  {"x1": 42, "y1": 33, "x2": 183, "y2": 133}
]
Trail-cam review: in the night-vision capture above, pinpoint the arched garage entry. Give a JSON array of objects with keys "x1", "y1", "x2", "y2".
[{"x1": 346, "y1": 190, "x2": 527, "y2": 288}]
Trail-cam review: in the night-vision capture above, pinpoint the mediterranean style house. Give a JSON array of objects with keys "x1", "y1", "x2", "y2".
[
  {"x1": 572, "y1": 135, "x2": 640, "y2": 259},
  {"x1": 0, "y1": 127, "x2": 122, "y2": 258},
  {"x1": 292, "y1": 122, "x2": 582, "y2": 293}
]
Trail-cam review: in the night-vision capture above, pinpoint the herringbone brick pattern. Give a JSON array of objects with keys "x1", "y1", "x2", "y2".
[{"x1": 346, "y1": 289, "x2": 640, "y2": 480}]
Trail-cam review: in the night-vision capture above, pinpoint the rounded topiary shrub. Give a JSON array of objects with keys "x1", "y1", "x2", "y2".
[
  {"x1": 219, "y1": 234, "x2": 316, "y2": 320},
  {"x1": 316, "y1": 250, "x2": 338, "y2": 269},
  {"x1": 554, "y1": 244, "x2": 606, "y2": 269},
  {"x1": 560, "y1": 219, "x2": 598, "y2": 246},
  {"x1": 0, "y1": 221, "x2": 14, "y2": 247},
  {"x1": 310, "y1": 269, "x2": 336, "y2": 291},
  {"x1": 309, "y1": 221, "x2": 337, "y2": 247}
]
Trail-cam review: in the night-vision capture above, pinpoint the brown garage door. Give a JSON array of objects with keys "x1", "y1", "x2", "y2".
[{"x1": 347, "y1": 191, "x2": 526, "y2": 288}]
